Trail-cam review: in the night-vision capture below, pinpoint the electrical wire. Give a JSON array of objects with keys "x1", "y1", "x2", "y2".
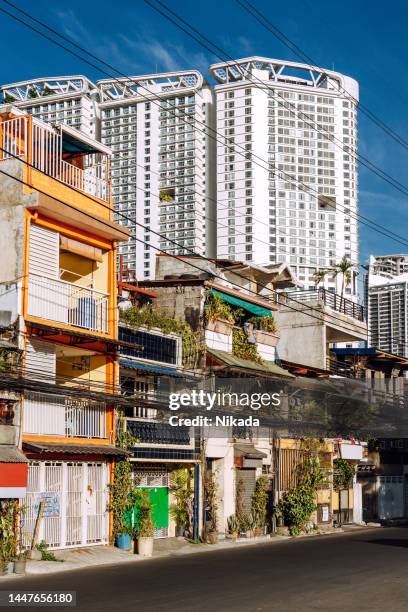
[
  {"x1": 2, "y1": 1, "x2": 407, "y2": 260},
  {"x1": 0, "y1": 152, "x2": 372, "y2": 335},
  {"x1": 235, "y1": 0, "x2": 408, "y2": 152},
  {"x1": 143, "y1": 0, "x2": 408, "y2": 247}
]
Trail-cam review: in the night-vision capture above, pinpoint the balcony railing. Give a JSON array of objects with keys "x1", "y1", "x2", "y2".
[
  {"x1": 0, "y1": 116, "x2": 109, "y2": 201},
  {"x1": 24, "y1": 391, "x2": 106, "y2": 438},
  {"x1": 126, "y1": 418, "x2": 191, "y2": 446},
  {"x1": 27, "y1": 273, "x2": 109, "y2": 334},
  {"x1": 280, "y1": 288, "x2": 364, "y2": 322}
]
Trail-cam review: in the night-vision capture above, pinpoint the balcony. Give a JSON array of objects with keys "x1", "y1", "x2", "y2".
[
  {"x1": 23, "y1": 391, "x2": 107, "y2": 439},
  {"x1": 281, "y1": 288, "x2": 364, "y2": 322},
  {"x1": 27, "y1": 274, "x2": 108, "y2": 334},
  {"x1": 126, "y1": 418, "x2": 191, "y2": 446},
  {"x1": 126, "y1": 417, "x2": 197, "y2": 462},
  {"x1": 0, "y1": 115, "x2": 110, "y2": 202},
  {"x1": 275, "y1": 289, "x2": 368, "y2": 371}
]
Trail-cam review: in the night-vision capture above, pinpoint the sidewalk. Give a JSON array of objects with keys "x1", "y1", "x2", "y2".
[{"x1": 3, "y1": 524, "x2": 381, "y2": 578}]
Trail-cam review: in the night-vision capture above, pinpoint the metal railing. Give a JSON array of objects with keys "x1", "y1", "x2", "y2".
[
  {"x1": 0, "y1": 116, "x2": 109, "y2": 201},
  {"x1": 24, "y1": 391, "x2": 106, "y2": 438},
  {"x1": 280, "y1": 288, "x2": 365, "y2": 321},
  {"x1": 28, "y1": 273, "x2": 109, "y2": 333},
  {"x1": 126, "y1": 417, "x2": 191, "y2": 446}
]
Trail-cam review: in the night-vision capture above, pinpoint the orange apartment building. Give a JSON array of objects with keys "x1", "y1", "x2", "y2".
[{"x1": 0, "y1": 106, "x2": 128, "y2": 549}]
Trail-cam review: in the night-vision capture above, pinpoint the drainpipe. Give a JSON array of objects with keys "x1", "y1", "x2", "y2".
[{"x1": 193, "y1": 463, "x2": 200, "y2": 541}]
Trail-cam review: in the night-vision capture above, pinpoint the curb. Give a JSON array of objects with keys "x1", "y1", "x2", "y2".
[{"x1": 0, "y1": 524, "x2": 383, "y2": 578}]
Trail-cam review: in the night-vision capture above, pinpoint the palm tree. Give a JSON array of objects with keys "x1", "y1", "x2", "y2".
[
  {"x1": 334, "y1": 256, "x2": 354, "y2": 311},
  {"x1": 312, "y1": 269, "x2": 328, "y2": 289}
]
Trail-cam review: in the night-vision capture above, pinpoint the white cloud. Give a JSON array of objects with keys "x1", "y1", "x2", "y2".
[
  {"x1": 52, "y1": 9, "x2": 211, "y2": 77},
  {"x1": 53, "y1": 9, "x2": 142, "y2": 73},
  {"x1": 120, "y1": 35, "x2": 210, "y2": 75}
]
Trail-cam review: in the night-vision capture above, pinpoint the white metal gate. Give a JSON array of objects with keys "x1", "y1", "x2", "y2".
[{"x1": 23, "y1": 461, "x2": 109, "y2": 550}]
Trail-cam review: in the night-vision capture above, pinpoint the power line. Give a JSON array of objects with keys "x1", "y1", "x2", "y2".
[
  {"x1": 1, "y1": 2, "x2": 407, "y2": 263},
  {"x1": 235, "y1": 0, "x2": 408, "y2": 152},
  {"x1": 143, "y1": 0, "x2": 408, "y2": 249},
  {"x1": 0, "y1": 157, "x2": 371, "y2": 336},
  {"x1": 150, "y1": 0, "x2": 408, "y2": 203},
  {"x1": 0, "y1": 4, "x2": 401, "y2": 332}
]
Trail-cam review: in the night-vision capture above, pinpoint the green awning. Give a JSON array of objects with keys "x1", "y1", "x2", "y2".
[
  {"x1": 62, "y1": 132, "x2": 99, "y2": 155},
  {"x1": 210, "y1": 289, "x2": 273, "y2": 318}
]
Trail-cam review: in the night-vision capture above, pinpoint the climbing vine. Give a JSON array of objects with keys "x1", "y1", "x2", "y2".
[
  {"x1": 232, "y1": 329, "x2": 263, "y2": 364},
  {"x1": 248, "y1": 316, "x2": 278, "y2": 334},
  {"x1": 333, "y1": 458, "x2": 355, "y2": 490},
  {"x1": 108, "y1": 415, "x2": 138, "y2": 538},
  {"x1": 277, "y1": 439, "x2": 328, "y2": 535},
  {"x1": 204, "y1": 294, "x2": 236, "y2": 324}
]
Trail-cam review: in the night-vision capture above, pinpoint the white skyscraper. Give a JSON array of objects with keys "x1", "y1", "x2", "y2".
[
  {"x1": 210, "y1": 57, "x2": 359, "y2": 296},
  {"x1": 97, "y1": 72, "x2": 216, "y2": 279},
  {"x1": 1, "y1": 72, "x2": 216, "y2": 280},
  {"x1": 1, "y1": 59, "x2": 359, "y2": 290},
  {"x1": 366, "y1": 254, "x2": 408, "y2": 357},
  {"x1": 0, "y1": 76, "x2": 100, "y2": 138}
]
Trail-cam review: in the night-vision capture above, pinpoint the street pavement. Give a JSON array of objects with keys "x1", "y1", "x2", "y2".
[{"x1": 1, "y1": 527, "x2": 408, "y2": 612}]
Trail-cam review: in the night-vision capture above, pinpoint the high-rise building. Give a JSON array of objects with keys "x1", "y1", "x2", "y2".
[
  {"x1": 210, "y1": 57, "x2": 359, "y2": 295},
  {"x1": 1, "y1": 72, "x2": 216, "y2": 280},
  {"x1": 366, "y1": 254, "x2": 408, "y2": 357},
  {"x1": 0, "y1": 76, "x2": 99, "y2": 138},
  {"x1": 97, "y1": 72, "x2": 216, "y2": 279},
  {"x1": 1, "y1": 59, "x2": 359, "y2": 290}
]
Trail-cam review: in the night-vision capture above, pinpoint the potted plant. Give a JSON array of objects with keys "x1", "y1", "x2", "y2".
[
  {"x1": 169, "y1": 468, "x2": 193, "y2": 538},
  {"x1": 250, "y1": 316, "x2": 280, "y2": 347},
  {"x1": 204, "y1": 471, "x2": 219, "y2": 544},
  {"x1": 238, "y1": 512, "x2": 253, "y2": 538},
  {"x1": 227, "y1": 515, "x2": 239, "y2": 541},
  {"x1": 110, "y1": 459, "x2": 134, "y2": 550},
  {"x1": 109, "y1": 421, "x2": 138, "y2": 550},
  {"x1": 251, "y1": 476, "x2": 270, "y2": 536},
  {"x1": 0, "y1": 500, "x2": 16, "y2": 575},
  {"x1": 134, "y1": 489, "x2": 155, "y2": 557},
  {"x1": 205, "y1": 294, "x2": 236, "y2": 335}
]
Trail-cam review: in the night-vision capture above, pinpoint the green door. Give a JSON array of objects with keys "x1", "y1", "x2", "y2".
[{"x1": 134, "y1": 487, "x2": 169, "y2": 533}]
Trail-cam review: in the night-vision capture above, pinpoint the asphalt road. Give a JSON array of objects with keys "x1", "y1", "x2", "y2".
[{"x1": 2, "y1": 527, "x2": 408, "y2": 612}]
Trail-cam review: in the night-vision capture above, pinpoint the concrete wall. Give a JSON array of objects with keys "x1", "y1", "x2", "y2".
[
  {"x1": 143, "y1": 284, "x2": 206, "y2": 332},
  {"x1": 275, "y1": 305, "x2": 327, "y2": 370},
  {"x1": 276, "y1": 300, "x2": 368, "y2": 370},
  {"x1": 0, "y1": 161, "x2": 28, "y2": 287}
]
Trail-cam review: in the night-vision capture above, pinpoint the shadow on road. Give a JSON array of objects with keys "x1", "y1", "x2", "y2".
[{"x1": 365, "y1": 538, "x2": 408, "y2": 548}]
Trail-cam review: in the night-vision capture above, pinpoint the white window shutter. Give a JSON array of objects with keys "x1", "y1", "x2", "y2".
[
  {"x1": 29, "y1": 224, "x2": 59, "y2": 278},
  {"x1": 25, "y1": 338, "x2": 56, "y2": 382}
]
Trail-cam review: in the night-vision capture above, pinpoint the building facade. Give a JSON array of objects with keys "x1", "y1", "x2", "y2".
[
  {"x1": 1, "y1": 76, "x2": 99, "y2": 138},
  {"x1": 0, "y1": 105, "x2": 128, "y2": 549},
  {"x1": 210, "y1": 57, "x2": 359, "y2": 295},
  {"x1": 97, "y1": 72, "x2": 216, "y2": 279},
  {"x1": 1, "y1": 72, "x2": 217, "y2": 282},
  {"x1": 366, "y1": 254, "x2": 408, "y2": 357}
]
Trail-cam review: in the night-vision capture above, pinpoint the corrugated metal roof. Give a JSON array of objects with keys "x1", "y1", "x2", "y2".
[
  {"x1": 234, "y1": 444, "x2": 267, "y2": 459},
  {"x1": 0, "y1": 446, "x2": 29, "y2": 463},
  {"x1": 119, "y1": 357, "x2": 191, "y2": 378},
  {"x1": 23, "y1": 442, "x2": 129, "y2": 457},
  {"x1": 206, "y1": 348, "x2": 294, "y2": 378}
]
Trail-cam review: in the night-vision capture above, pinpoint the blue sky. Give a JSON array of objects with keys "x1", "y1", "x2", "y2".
[{"x1": 2, "y1": 0, "x2": 408, "y2": 268}]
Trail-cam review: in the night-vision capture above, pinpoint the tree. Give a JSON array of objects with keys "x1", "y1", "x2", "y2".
[
  {"x1": 334, "y1": 255, "x2": 354, "y2": 310},
  {"x1": 312, "y1": 269, "x2": 328, "y2": 289}
]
